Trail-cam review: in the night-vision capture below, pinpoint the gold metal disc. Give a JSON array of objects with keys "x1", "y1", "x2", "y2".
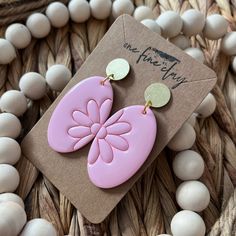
[
  {"x1": 144, "y1": 83, "x2": 171, "y2": 108},
  {"x1": 106, "y1": 58, "x2": 130, "y2": 81}
]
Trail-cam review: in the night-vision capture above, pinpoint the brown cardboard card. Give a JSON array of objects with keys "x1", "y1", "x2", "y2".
[{"x1": 21, "y1": 15, "x2": 217, "y2": 223}]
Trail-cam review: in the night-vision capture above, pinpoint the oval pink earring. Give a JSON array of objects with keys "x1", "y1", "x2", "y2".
[{"x1": 47, "y1": 58, "x2": 171, "y2": 188}]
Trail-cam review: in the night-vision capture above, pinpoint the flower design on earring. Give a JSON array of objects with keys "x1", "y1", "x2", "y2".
[
  {"x1": 68, "y1": 99, "x2": 131, "y2": 164},
  {"x1": 47, "y1": 59, "x2": 168, "y2": 189}
]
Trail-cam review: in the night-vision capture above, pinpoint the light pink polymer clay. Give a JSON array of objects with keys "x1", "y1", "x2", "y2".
[
  {"x1": 47, "y1": 76, "x2": 113, "y2": 153},
  {"x1": 48, "y1": 76, "x2": 157, "y2": 189},
  {"x1": 87, "y1": 105, "x2": 157, "y2": 188}
]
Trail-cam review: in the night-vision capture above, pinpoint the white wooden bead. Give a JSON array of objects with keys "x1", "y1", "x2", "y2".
[
  {"x1": 181, "y1": 9, "x2": 205, "y2": 36},
  {"x1": 0, "y1": 90, "x2": 27, "y2": 116},
  {"x1": 46, "y1": 2, "x2": 69, "y2": 28},
  {"x1": 26, "y1": 13, "x2": 51, "y2": 38},
  {"x1": 46, "y1": 64, "x2": 71, "y2": 91},
  {"x1": 19, "y1": 72, "x2": 46, "y2": 100},
  {"x1": 184, "y1": 47, "x2": 205, "y2": 63},
  {"x1": 90, "y1": 0, "x2": 112, "y2": 20},
  {"x1": 0, "y1": 164, "x2": 20, "y2": 193},
  {"x1": 171, "y1": 210, "x2": 206, "y2": 236},
  {"x1": 0, "y1": 39, "x2": 16, "y2": 64},
  {"x1": 168, "y1": 123, "x2": 196, "y2": 151},
  {"x1": 195, "y1": 93, "x2": 216, "y2": 118},
  {"x1": 203, "y1": 14, "x2": 228, "y2": 40},
  {"x1": 156, "y1": 11, "x2": 182, "y2": 38},
  {"x1": 176, "y1": 181, "x2": 210, "y2": 212},
  {"x1": 173, "y1": 150, "x2": 204, "y2": 180},
  {"x1": 0, "y1": 113, "x2": 21, "y2": 138},
  {"x1": 69, "y1": 0, "x2": 90, "y2": 23},
  {"x1": 187, "y1": 113, "x2": 197, "y2": 127},
  {"x1": 141, "y1": 19, "x2": 161, "y2": 34},
  {"x1": 232, "y1": 56, "x2": 236, "y2": 73},
  {"x1": 0, "y1": 193, "x2": 24, "y2": 208},
  {"x1": 0, "y1": 201, "x2": 26, "y2": 236},
  {"x1": 221, "y1": 32, "x2": 236, "y2": 55},
  {"x1": 20, "y1": 219, "x2": 57, "y2": 236},
  {"x1": 5, "y1": 23, "x2": 31, "y2": 49},
  {"x1": 169, "y1": 35, "x2": 190, "y2": 50},
  {"x1": 0, "y1": 137, "x2": 21, "y2": 165},
  {"x1": 112, "y1": 0, "x2": 134, "y2": 18},
  {"x1": 133, "y1": 6, "x2": 154, "y2": 22}
]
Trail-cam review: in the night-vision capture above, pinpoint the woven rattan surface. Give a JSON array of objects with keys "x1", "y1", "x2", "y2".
[{"x1": 1, "y1": 0, "x2": 236, "y2": 235}]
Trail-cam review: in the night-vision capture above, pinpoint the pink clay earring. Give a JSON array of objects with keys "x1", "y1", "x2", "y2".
[{"x1": 47, "y1": 58, "x2": 171, "y2": 188}]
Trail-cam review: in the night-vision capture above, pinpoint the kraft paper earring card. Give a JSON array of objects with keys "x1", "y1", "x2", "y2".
[{"x1": 21, "y1": 15, "x2": 217, "y2": 223}]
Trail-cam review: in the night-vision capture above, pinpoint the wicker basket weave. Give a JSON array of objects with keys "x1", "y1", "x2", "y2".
[{"x1": 1, "y1": 0, "x2": 236, "y2": 235}]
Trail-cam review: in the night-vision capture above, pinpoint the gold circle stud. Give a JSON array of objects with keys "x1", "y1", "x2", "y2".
[
  {"x1": 106, "y1": 58, "x2": 130, "y2": 81},
  {"x1": 144, "y1": 83, "x2": 171, "y2": 108}
]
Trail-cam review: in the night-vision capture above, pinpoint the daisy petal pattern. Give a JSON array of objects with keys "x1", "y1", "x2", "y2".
[
  {"x1": 68, "y1": 126, "x2": 91, "y2": 138},
  {"x1": 87, "y1": 100, "x2": 100, "y2": 123},
  {"x1": 72, "y1": 110, "x2": 93, "y2": 127},
  {"x1": 106, "y1": 122, "x2": 131, "y2": 135},
  {"x1": 68, "y1": 98, "x2": 112, "y2": 151},
  {"x1": 74, "y1": 134, "x2": 94, "y2": 150},
  {"x1": 88, "y1": 139, "x2": 99, "y2": 164},
  {"x1": 100, "y1": 99, "x2": 113, "y2": 124},
  {"x1": 104, "y1": 109, "x2": 123, "y2": 127},
  {"x1": 99, "y1": 139, "x2": 113, "y2": 163},
  {"x1": 105, "y1": 135, "x2": 129, "y2": 151},
  {"x1": 88, "y1": 109, "x2": 132, "y2": 164},
  {"x1": 48, "y1": 76, "x2": 113, "y2": 153}
]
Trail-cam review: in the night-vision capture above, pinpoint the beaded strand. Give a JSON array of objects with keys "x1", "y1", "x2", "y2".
[{"x1": 0, "y1": 65, "x2": 71, "y2": 236}]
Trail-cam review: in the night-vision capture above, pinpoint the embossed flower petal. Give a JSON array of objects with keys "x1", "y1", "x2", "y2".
[
  {"x1": 72, "y1": 111, "x2": 92, "y2": 127},
  {"x1": 105, "y1": 134, "x2": 129, "y2": 151},
  {"x1": 68, "y1": 126, "x2": 91, "y2": 138},
  {"x1": 104, "y1": 109, "x2": 124, "y2": 127},
  {"x1": 106, "y1": 122, "x2": 131, "y2": 135},
  {"x1": 88, "y1": 138, "x2": 100, "y2": 164},
  {"x1": 100, "y1": 99, "x2": 113, "y2": 124},
  {"x1": 48, "y1": 76, "x2": 113, "y2": 153},
  {"x1": 98, "y1": 139, "x2": 113, "y2": 163},
  {"x1": 74, "y1": 134, "x2": 94, "y2": 150},
  {"x1": 87, "y1": 100, "x2": 100, "y2": 123}
]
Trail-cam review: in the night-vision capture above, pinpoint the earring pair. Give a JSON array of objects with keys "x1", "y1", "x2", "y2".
[{"x1": 47, "y1": 58, "x2": 171, "y2": 189}]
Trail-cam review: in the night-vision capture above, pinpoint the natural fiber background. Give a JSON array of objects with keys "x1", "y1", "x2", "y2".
[{"x1": 0, "y1": 0, "x2": 236, "y2": 235}]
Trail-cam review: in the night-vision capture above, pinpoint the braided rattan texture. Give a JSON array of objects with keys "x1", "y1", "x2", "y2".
[{"x1": 1, "y1": 0, "x2": 236, "y2": 235}]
